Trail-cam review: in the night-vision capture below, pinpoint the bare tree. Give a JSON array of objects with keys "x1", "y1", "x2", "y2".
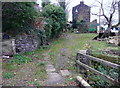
[
  {"x1": 92, "y1": 0, "x2": 119, "y2": 38},
  {"x1": 55, "y1": 0, "x2": 72, "y2": 20},
  {"x1": 41, "y1": 0, "x2": 51, "y2": 8}
]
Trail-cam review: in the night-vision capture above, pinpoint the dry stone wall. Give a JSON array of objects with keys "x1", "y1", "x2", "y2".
[{"x1": 15, "y1": 35, "x2": 39, "y2": 54}]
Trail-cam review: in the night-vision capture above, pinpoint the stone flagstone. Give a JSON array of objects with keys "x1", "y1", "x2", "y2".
[
  {"x1": 46, "y1": 64, "x2": 56, "y2": 73},
  {"x1": 43, "y1": 51, "x2": 64, "y2": 86},
  {"x1": 60, "y1": 70, "x2": 70, "y2": 76},
  {"x1": 46, "y1": 73, "x2": 64, "y2": 85}
]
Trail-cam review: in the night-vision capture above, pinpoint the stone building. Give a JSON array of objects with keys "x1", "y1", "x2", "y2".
[{"x1": 72, "y1": 1, "x2": 90, "y2": 22}]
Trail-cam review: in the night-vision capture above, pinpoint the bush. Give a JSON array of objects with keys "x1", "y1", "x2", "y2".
[{"x1": 41, "y1": 4, "x2": 66, "y2": 38}]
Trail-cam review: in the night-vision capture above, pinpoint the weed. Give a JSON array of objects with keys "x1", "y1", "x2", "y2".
[
  {"x1": 9, "y1": 54, "x2": 32, "y2": 64},
  {"x1": 38, "y1": 61, "x2": 45, "y2": 66},
  {"x1": 33, "y1": 81, "x2": 40, "y2": 86},
  {"x1": 9, "y1": 60, "x2": 15, "y2": 63},
  {"x1": 3, "y1": 72, "x2": 14, "y2": 79},
  {"x1": 28, "y1": 81, "x2": 40, "y2": 86},
  {"x1": 49, "y1": 52, "x2": 55, "y2": 56},
  {"x1": 33, "y1": 55, "x2": 39, "y2": 58}
]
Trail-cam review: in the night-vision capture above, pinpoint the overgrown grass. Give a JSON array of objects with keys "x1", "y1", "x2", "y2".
[
  {"x1": 2, "y1": 63, "x2": 17, "y2": 71},
  {"x1": 2, "y1": 46, "x2": 48, "y2": 85},
  {"x1": 89, "y1": 41, "x2": 120, "y2": 64},
  {"x1": 48, "y1": 33, "x2": 97, "y2": 65},
  {"x1": 91, "y1": 53, "x2": 120, "y2": 64},
  {"x1": 46, "y1": 33, "x2": 119, "y2": 87},
  {"x1": 3, "y1": 33, "x2": 119, "y2": 86}
]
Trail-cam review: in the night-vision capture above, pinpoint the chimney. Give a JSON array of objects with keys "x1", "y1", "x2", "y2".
[{"x1": 80, "y1": 1, "x2": 84, "y2": 4}]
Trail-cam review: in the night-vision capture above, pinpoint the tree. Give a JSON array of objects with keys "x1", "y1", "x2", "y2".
[
  {"x1": 92, "y1": 0, "x2": 119, "y2": 38},
  {"x1": 41, "y1": 4, "x2": 66, "y2": 38},
  {"x1": 2, "y1": 2, "x2": 40, "y2": 34},
  {"x1": 112, "y1": 1, "x2": 120, "y2": 28},
  {"x1": 56, "y1": 0, "x2": 72, "y2": 20},
  {"x1": 41, "y1": 0, "x2": 51, "y2": 8}
]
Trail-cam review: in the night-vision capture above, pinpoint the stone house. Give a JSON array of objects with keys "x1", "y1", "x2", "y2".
[{"x1": 72, "y1": 1, "x2": 90, "y2": 22}]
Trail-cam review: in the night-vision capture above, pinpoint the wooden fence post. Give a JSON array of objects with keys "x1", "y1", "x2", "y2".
[
  {"x1": 78, "y1": 50, "x2": 90, "y2": 76},
  {"x1": 76, "y1": 53, "x2": 80, "y2": 73}
]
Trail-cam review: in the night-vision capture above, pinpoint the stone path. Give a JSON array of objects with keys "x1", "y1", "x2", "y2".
[{"x1": 43, "y1": 52, "x2": 64, "y2": 86}]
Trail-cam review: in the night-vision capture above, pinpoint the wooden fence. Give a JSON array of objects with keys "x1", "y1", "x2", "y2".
[{"x1": 76, "y1": 51, "x2": 120, "y2": 87}]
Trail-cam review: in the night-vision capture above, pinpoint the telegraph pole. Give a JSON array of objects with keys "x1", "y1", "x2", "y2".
[
  {"x1": 98, "y1": 8, "x2": 101, "y2": 33},
  {"x1": 98, "y1": 0, "x2": 103, "y2": 33}
]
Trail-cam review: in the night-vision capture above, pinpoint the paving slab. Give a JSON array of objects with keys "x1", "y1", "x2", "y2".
[
  {"x1": 43, "y1": 52, "x2": 64, "y2": 86},
  {"x1": 46, "y1": 64, "x2": 56, "y2": 72},
  {"x1": 60, "y1": 70, "x2": 70, "y2": 76},
  {"x1": 46, "y1": 72, "x2": 64, "y2": 85}
]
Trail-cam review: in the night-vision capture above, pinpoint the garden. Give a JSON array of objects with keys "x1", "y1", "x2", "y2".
[{"x1": 2, "y1": 1, "x2": 120, "y2": 87}]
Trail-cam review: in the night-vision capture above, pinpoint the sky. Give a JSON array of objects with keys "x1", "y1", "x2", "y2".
[{"x1": 36, "y1": 0, "x2": 119, "y2": 24}]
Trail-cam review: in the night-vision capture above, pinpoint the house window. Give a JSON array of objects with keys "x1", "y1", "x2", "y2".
[{"x1": 75, "y1": 9, "x2": 78, "y2": 13}]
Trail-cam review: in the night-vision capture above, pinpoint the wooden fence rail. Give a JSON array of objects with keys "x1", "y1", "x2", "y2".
[
  {"x1": 77, "y1": 52, "x2": 120, "y2": 69},
  {"x1": 76, "y1": 60, "x2": 115, "y2": 83},
  {"x1": 76, "y1": 51, "x2": 120, "y2": 86}
]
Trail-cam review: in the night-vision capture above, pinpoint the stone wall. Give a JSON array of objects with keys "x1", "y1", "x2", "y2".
[
  {"x1": 15, "y1": 35, "x2": 39, "y2": 54},
  {"x1": 2, "y1": 34, "x2": 40, "y2": 55},
  {"x1": 2, "y1": 17, "x2": 45, "y2": 55}
]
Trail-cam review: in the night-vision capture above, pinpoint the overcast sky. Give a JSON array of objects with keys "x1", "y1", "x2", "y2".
[{"x1": 37, "y1": 0, "x2": 119, "y2": 24}]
